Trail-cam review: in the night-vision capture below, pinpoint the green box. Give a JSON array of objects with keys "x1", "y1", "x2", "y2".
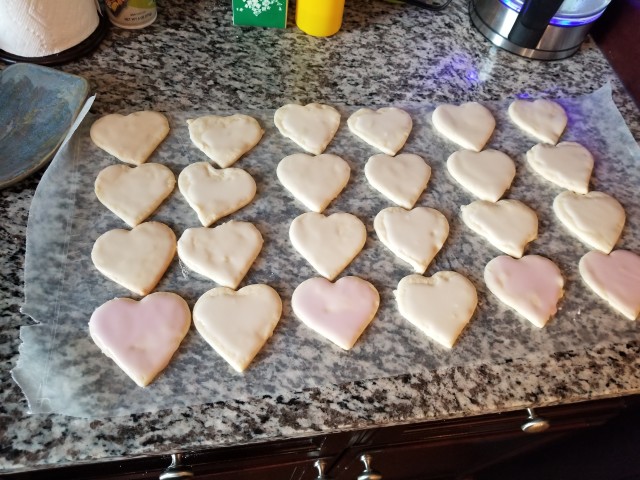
[{"x1": 232, "y1": 0, "x2": 288, "y2": 28}]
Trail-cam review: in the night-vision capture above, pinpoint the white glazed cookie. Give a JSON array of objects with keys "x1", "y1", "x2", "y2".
[
  {"x1": 432, "y1": 102, "x2": 495, "y2": 152},
  {"x1": 553, "y1": 191, "x2": 625, "y2": 253},
  {"x1": 289, "y1": 212, "x2": 367, "y2": 280},
  {"x1": 347, "y1": 107, "x2": 412, "y2": 156},
  {"x1": 579, "y1": 250, "x2": 640, "y2": 321},
  {"x1": 90, "y1": 111, "x2": 170, "y2": 165},
  {"x1": 526, "y1": 142, "x2": 593, "y2": 194},
  {"x1": 95, "y1": 163, "x2": 175, "y2": 227},
  {"x1": 446, "y1": 149, "x2": 515, "y2": 202},
  {"x1": 461, "y1": 199, "x2": 538, "y2": 258},
  {"x1": 89, "y1": 292, "x2": 191, "y2": 387},
  {"x1": 91, "y1": 222, "x2": 176, "y2": 296},
  {"x1": 187, "y1": 114, "x2": 263, "y2": 168},
  {"x1": 177, "y1": 221, "x2": 263, "y2": 289},
  {"x1": 274, "y1": 103, "x2": 341, "y2": 154},
  {"x1": 193, "y1": 284, "x2": 282, "y2": 372},
  {"x1": 364, "y1": 153, "x2": 431, "y2": 209},
  {"x1": 395, "y1": 272, "x2": 478, "y2": 349},
  {"x1": 485, "y1": 255, "x2": 564, "y2": 328},
  {"x1": 178, "y1": 162, "x2": 256, "y2": 227},
  {"x1": 374, "y1": 207, "x2": 449, "y2": 273},
  {"x1": 292, "y1": 276, "x2": 380, "y2": 350},
  {"x1": 508, "y1": 99, "x2": 567, "y2": 145},
  {"x1": 276, "y1": 153, "x2": 350, "y2": 212}
]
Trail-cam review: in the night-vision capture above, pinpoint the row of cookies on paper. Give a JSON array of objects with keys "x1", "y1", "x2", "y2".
[
  {"x1": 88, "y1": 96, "x2": 570, "y2": 172},
  {"x1": 511, "y1": 107, "x2": 638, "y2": 322},
  {"x1": 88, "y1": 104, "x2": 411, "y2": 171},
  {"x1": 89, "y1": 284, "x2": 284, "y2": 388}
]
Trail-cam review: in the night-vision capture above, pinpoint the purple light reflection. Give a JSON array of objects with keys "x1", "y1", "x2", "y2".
[{"x1": 499, "y1": 0, "x2": 607, "y2": 26}]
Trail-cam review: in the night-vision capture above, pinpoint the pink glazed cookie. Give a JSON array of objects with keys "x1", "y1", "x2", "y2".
[
  {"x1": 292, "y1": 276, "x2": 380, "y2": 350},
  {"x1": 89, "y1": 292, "x2": 191, "y2": 387}
]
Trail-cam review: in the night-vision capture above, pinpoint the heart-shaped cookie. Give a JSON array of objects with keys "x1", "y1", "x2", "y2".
[
  {"x1": 364, "y1": 153, "x2": 431, "y2": 209},
  {"x1": 177, "y1": 221, "x2": 263, "y2": 289},
  {"x1": 178, "y1": 162, "x2": 256, "y2": 227},
  {"x1": 432, "y1": 102, "x2": 495, "y2": 152},
  {"x1": 461, "y1": 199, "x2": 538, "y2": 258},
  {"x1": 193, "y1": 284, "x2": 282, "y2": 372},
  {"x1": 579, "y1": 250, "x2": 640, "y2": 320},
  {"x1": 276, "y1": 153, "x2": 350, "y2": 212},
  {"x1": 347, "y1": 107, "x2": 412, "y2": 156},
  {"x1": 508, "y1": 99, "x2": 567, "y2": 145},
  {"x1": 447, "y1": 149, "x2": 516, "y2": 202},
  {"x1": 553, "y1": 191, "x2": 625, "y2": 253},
  {"x1": 274, "y1": 103, "x2": 341, "y2": 154},
  {"x1": 95, "y1": 163, "x2": 176, "y2": 227},
  {"x1": 374, "y1": 207, "x2": 449, "y2": 273},
  {"x1": 91, "y1": 222, "x2": 176, "y2": 296},
  {"x1": 395, "y1": 272, "x2": 477, "y2": 348},
  {"x1": 289, "y1": 212, "x2": 367, "y2": 280},
  {"x1": 292, "y1": 276, "x2": 380, "y2": 350},
  {"x1": 484, "y1": 255, "x2": 564, "y2": 328},
  {"x1": 90, "y1": 111, "x2": 170, "y2": 165},
  {"x1": 89, "y1": 292, "x2": 191, "y2": 387},
  {"x1": 527, "y1": 142, "x2": 593, "y2": 194},
  {"x1": 187, "y1": 114, "x2": 263, "y2": 168}
]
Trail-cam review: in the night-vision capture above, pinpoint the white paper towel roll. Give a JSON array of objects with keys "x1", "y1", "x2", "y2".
[{"x1": 0, "y1": 0, "x2": 100, "y2": 58}]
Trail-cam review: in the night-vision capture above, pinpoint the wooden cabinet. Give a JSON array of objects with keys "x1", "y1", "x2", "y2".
[{"x1": 9, "y1": 397, "x2": 633, "y2": 480}]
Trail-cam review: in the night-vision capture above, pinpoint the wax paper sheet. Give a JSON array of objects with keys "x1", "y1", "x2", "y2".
[{"x1": 12, "y1": 84, "x2": 640, "y2": 418}]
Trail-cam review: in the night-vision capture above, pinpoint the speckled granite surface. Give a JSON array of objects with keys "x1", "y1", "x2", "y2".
[{"x1": 1, "y1": 0, "x2": 639, "y2": 472}]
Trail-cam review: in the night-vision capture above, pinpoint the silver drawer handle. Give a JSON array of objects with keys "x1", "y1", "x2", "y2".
[
  {"x1": 159, "y1": 453, "x2": 194, "y2": 479},
  {"x1": 314, "y1": 459, "x2": 332, "y2": 479},
  {"x1": 521, "y1": 407, "x2": 551, "y2": 434},
  {"x1": 357, "y1": 454, "x2": 382, "y2": 480}
]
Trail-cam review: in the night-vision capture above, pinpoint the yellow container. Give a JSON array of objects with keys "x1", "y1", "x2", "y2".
[{"x1": 296, "y1": 0, "x2": 345, "y2": 37}]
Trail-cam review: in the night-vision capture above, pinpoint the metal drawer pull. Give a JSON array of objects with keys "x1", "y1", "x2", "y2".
[
  {"x1": 521, "y1": 407, "x2": 551, "y2": 434},
  {"x1": 357, "y1": 454, "x2": 382, "y2": 480},
  {"x1": 314, "y1": 459, "x2": 332, "y2": 479},
  {"x1": 159, "y1": 453, "x2": 194, "y2": 479}
]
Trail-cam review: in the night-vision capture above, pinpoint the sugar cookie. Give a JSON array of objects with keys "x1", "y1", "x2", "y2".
[
  {"x1": 178, "y1": 221, "x2": 263, "y2": 289},
  {"x1": 508, "y1": 99, "x2": 567, "y2": 145},
  {"x1": 461, "y1": 199, "x2": 538, "y2": 258},
  {"x1": 579, "y1": 250, "x2": 640, "y2": 320},
  {"x1": 89, "y1": 292, "x2": 190, "y2": 387},
  {"x1": 91, "y1": 222, "x2": 176, "y2": 296},
  {"x1": 374, "y1": 207, "x2": 448, "y2": 273},
  {"x1": 274, "y1": 103, "x2": 340, "y2": 154},
  {"x1": 395, "y1": 272, "x2": 477, "y2": 348},
  {"x1": 193, "y1": 284, "x2": 282, "y2": 372},
  {"x1": 276, "y1": 153, "x2": 350, "y2": 212},
  {"x1": 364, "y1": 153, "x2": 431, "y2": 209},
  {"x1": 432, "y1": 102, "x2": 495, "y2": 152},
  {"x1": 485, "y1": 255, "x2": 564, "y2": 328},
  {"x1": 292, "y1": 276, "x2": 380, "y2": 350},
  {"x1": 447, "y1": 149, "x2": 515, "y2": 202},
  {"x1": 187, "y1": 114, "x2": 263, "y2": 168},
  {"x1": 289, "y1": 212, "x2": 366, "y2": 280},
  {"x1": 553, "y1": 191, "x2": 625, "y2": 254},
  {"x1": 95, "y1": 163, "x2": 175, "y2": 227},
  {"x1": 90, "y1": 111, "x2": 170, "y2": 165},
  {"x1": 527, "y1": 142, "x2": 593, "y2": 194},
  {"x1": 347, "y1": 107, "x2": 412, "y2": 156},
  {"x1": 178, "y1": 162, "x2": 256, "y2": 227}
]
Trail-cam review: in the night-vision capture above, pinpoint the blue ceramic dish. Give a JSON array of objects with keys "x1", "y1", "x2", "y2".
[{"x1": 0, "y1": 63, "x2": 89, "y2": 189}]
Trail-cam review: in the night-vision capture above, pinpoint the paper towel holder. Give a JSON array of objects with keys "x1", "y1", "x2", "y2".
[{"x1": 0, "y1": 7, "x2": 109, "y2": 66}]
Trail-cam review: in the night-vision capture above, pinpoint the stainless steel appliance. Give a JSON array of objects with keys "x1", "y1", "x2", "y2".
[{"x1": 470, "y1": 0, "x2": 613, "y2": 60}]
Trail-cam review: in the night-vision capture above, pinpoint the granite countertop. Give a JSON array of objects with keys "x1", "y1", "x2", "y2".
[{"x1": 2, "y1": 0, "x2": 640, "y2": 473}]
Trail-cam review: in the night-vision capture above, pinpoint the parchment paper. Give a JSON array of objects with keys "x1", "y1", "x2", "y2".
[{"x1": 12, "y1": 85, "x2": 640, "y2": 418}]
